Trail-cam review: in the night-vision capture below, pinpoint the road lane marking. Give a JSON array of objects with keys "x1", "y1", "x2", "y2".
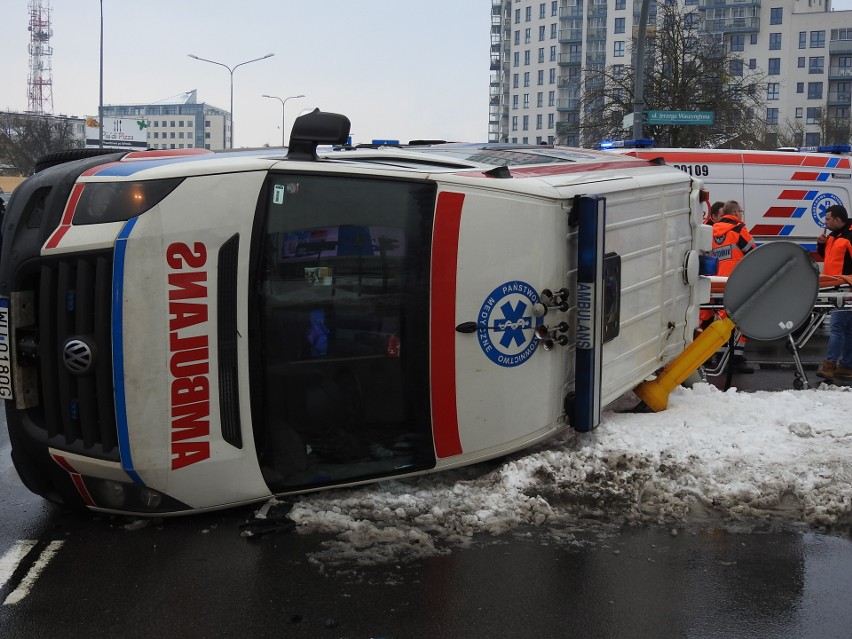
[
  {"x1": 0, "y1": 540, "x2": 37, "y2": 591},
  {"x1": 3, "y1": 540, "x2": 64, "y2": 605}
]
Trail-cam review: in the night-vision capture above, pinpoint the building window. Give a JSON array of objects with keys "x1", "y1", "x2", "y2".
[
  {"x1": 514, "y1": 52, "x2": 519, "y2": 67},
  {"x1": 767, "y1": 58, "x2": 780, "y2": 75},
  {"x1": 551, "y1": 1, "x2": 557, "y2": 17},
  {"x1": 749, "y1": 58, "x2": 757, "y2": 70},
  {"x1": 766, "y1": 108, "x2": 779, "y2": 125},
  {"x1": 548, "y1": 90, "x2": 555, "y2": 107},
  {"x1": 550, "y1": 46, "x2": 556, "y2": 62},
  {"x1": 525, "y1": 6, "x2": 531, "y2": 21},
  {"x1": 205, "y1": 120, "x2": 210, "y2": 127},
  {"x1": 795, "y1": 107, "x2": 803, "y2": 119},
  {"x1": 513, "y1": 73, "x2": 519, "y2": 88},
  {"x1": 810, "y1": 31, "x2": 825, "y2": 48},
  {"x1": 515, "y1": 8, "x2": 520, "y2": 23},
  {"x1": 750, "y1": 33, "x2": 758, "y2": 45},
  {"x1": 170, "y1": 120, "x2": 176, "y2": 127},
  {"x1": 524, "y1": 50, "x2": 531, "y2": 65},
  {"x1": 809, "y1": 56, "x2": 824, "y2": 74},
  {"x1": 731, "y1": 59, "x2": 744, "y2": 76},
  {"x1": 525, "y1": 28, "x2": 531, "y2": 44},
  {"x1": 799, "y1": 31, "x2": 807, "y2": 49},
  {"x1": 512, "y1": 116, "x2": 518, "y2": 131},
  {"x1": 539, "y1": 25, "x2": 546, "y2": 41},
  {"x1": 615, "y1": 0, "x2": 626, "y2": 8},
  {"x1": 769, "y1": 33, "x2": 782, "y2": 50},
  {"x1": 550, "y1": 23, "x2": 557, "y2": 39},
  {"x1": 536, "y1": 114, "x2": 543, "y2": 130},
  {"x1": 523, "y1": 115, "x2": 529, "y2": 130},
  {"x1": 540, "y1": 3, "x2": 546, "y2": 19},
  {"x1": 770, "y1": 7, "x2": 782, "y2": 25},
  {"x1": 549, "y1": 68, "x2": 556, "y2": 84},
  {"x1": 807, "y1": 107, "x2": 823, "y2": 124},
  {"x1": 178, "y1": 132, "x2": 184, "y2": 139},
  {"x1": 614, "y1": 18, "x2": 625, "y2": 34},
  {"x1": 548, "y1": 113, "x2": 555, "y2": 128},
  {"x1": 730, "y1": 34, "x2": 744, "y2": 52},
  {"x1": 537, "y1": 91, "x2": 544, "y2": 107},
  {"x1": 523, "y1": 93, "x2": 530, "y2": 108},
  {"x1": 805, "y1": 132, "x2": 821, "y2": 146},
  {"x1": 832, "y1": 28, "x2": 852, "y2": 41},
  {"x1": 513, "y1": 94, "x2": 519, "y2": 109},
  {"x1": 807, "y1": 82, "x2": 823, "y2": 99},
  {"x1": 797, "y1": 82, "x2": 804, "y2": 93},
  {"x1": 538, "y1": 47, "x2": 545, "y2": 63},
  {"x1": 537, "y1": 70, "x2": 544, "y2": 85},
  {"x1": 153, "y1": 132, "x2": 159, "y2": 139},
  {"x1": 614, "y1": 41, "x2": 625, "y2": 58},
  {"x1": 524, "y1": 72, "x2": 530, "y2": 87},
  {"x1": 767, "y1": 83, "x2": 780, "y2": 100},
  {"x1": 798, "y1": 57, "x2": 805, "y2": 68},
  {"x1": 514, "y1": 30, "x2": 520, "y2": 45}
]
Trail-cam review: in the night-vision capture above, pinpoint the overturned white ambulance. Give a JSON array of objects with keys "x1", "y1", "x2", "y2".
[{"x1": 0, "y1": 110, "x2": 710, "y2": 515}]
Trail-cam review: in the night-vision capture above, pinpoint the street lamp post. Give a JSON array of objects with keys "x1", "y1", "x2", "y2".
[
  {"x1": 99, "y1": 0, "x2": 104, "y2": 148},
  {"x1": 262, "y1": 94, "x2": 305, "y2": 147},
  {"x1": 187, "y1": 53, "x2": 275, "y2": 149}
]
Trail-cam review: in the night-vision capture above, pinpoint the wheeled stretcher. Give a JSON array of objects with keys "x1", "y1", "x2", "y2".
[{"x1": 699, "y1": 273, "x2": 852, "y2": 389}]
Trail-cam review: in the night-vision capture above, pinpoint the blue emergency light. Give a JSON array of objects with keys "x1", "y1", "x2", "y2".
[{"x1": 598, "y1": 138, "x2": 655, "y2": 150}]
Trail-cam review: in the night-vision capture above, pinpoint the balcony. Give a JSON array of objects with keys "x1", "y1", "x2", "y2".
[
  {"x1": 703, "y1": 17, "x2": 760, "y2": 32},
  {"x1": 558, "y1": 28, "x2": 582, "y2": 43},
  {"x1": 830, "y1": 39, "x2": 852, "y2": 55},
  {"x1": 556, "y1": 98, "x2": 580, "y2": 112},
  {"x1": 828, "y1": 91, "x2": 852, "y2": 106},
  {"x1": 558, "y1": 75, "x2": 580, "y2": 88},
  {"x1": 829, "y1": 66, "x2": 852, "y2": 80},
  {"x1": 587, "y1": 27, "x2": 607, "y2": 41},
  {"x1": 558, "y1": 52, "x2": 582, "y2": 66},
  {"x1": 699, "y1": 0, "x2": 760, "y2": 6},
  {"x1": 586, "y1": 51, "x2": 606, "y2": 65},
  {"x1": 559, "y1": 6, "x2": 583, "y2": 19}
]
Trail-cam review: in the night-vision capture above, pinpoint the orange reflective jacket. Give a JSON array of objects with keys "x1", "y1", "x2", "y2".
[
  {"x1": 711, "y1": 216, "x2": 756, "y2": 277},
  {"x1": 818, "y1": 223, "x2": 852, "y2": 276}
]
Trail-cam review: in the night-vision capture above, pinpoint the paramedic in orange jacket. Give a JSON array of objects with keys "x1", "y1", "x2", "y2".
[
  {"x1": 816, "y1": 204, "x2": 852, "y2": 380},
  {"x1": 711, "y1": 200, "x2": 756, "y2": 276},
  {"x1": 711, "y1": 200, "x2": 756, "y2": 372}
]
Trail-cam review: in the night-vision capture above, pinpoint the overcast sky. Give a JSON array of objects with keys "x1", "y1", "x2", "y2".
[
  {"x1": 4, "y1": 1, "x2": 852, "y2": 148},
  {"x1": 3, "y1": 1, "x2": 490, "y2": 147}
]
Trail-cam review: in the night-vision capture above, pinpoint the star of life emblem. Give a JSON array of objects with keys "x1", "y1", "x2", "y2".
[{"x1": 477, "y1": 280, "x2": 544, "y2": 367}]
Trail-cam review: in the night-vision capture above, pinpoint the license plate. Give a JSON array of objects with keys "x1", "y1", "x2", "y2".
[{"x1": 0, "y1": 298, "x2": 12, "y2": 400}]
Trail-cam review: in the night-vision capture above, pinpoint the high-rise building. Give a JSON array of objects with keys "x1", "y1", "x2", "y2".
[
  {"x1": 490, "y1": 0, "x2": 852, "y2": 148},
  {"x1": 101, "y1": 90, "x2": 231, "y2": 150}
]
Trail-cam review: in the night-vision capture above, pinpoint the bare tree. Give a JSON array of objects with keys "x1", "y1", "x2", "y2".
[
  {"x1": 0, "y1": 112, "x2": 82, "y2": 176},
  {"x1": 562, "y1": 3, "x2": 768, "y2": 149}
]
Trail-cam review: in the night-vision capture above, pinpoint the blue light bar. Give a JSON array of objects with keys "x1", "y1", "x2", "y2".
[
  {"x1": 817, "y1": 144, "x2": 851, "y2": 154},
  {"x1": 598, "y1": 138, "x2": 655, "y2": 150}
]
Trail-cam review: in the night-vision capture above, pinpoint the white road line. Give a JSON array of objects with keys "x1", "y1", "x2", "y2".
[
  {"x1": 0, "y1": 540, "x2": 37, "y2": 591},
  {"x1": 3, "y1": 540, "x2": 64, "y2": 605}
]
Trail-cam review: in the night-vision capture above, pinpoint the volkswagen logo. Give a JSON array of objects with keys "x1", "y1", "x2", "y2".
[{"x1": 63, "y1": 338, "x2": 96, "y2": 375}]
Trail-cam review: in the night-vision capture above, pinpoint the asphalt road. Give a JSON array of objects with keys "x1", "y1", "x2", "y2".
[{"x1": 2, "y1": 326, "x2": 852, "y2": 639}]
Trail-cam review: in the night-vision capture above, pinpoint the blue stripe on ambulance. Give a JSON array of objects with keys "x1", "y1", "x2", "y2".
[{"x1": 112, "y1": 217, "x2": 144, "y2": 485}]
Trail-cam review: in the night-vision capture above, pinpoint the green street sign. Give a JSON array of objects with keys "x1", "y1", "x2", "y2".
[{"x1": 646, "y1": 110, "x2": 714, "y2": 126}]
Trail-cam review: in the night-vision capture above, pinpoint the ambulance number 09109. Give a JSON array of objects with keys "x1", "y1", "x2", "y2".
[{"x1": 672, "y1": 164, "x2": 709, "y2": 177}]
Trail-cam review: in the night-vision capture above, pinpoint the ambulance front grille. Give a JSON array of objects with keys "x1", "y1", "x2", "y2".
[{"x1": 38, "y1": 252, "x2": 119, "y2": 460}]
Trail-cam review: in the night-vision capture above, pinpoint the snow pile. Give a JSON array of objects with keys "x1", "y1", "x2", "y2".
[{"x1": 287, "y1": 383, "x2": 852, "y2": 566}]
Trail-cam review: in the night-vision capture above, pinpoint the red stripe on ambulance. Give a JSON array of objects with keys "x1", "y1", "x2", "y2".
[
  {"x1": 166, "y1": 242, "x2": 212, "y2": 470},
  {"x1": 430, "y1": 192, "x2": 464, "y2": 458},
  {"x1": 762, "y1": 206, "x2": 798, "y2": 218}
]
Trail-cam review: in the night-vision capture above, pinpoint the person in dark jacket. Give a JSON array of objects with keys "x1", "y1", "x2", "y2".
[{"x1": 816, "y1": 204, "x2": 852, "y2": 380}]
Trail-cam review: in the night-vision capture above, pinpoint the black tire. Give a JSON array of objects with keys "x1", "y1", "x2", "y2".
[{"x1": 33, "y1": 148, "x2": 126, "y2": 173}]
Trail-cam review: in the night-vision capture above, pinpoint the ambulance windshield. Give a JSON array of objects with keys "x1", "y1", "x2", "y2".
[{"x1": 253, "y1": 174, "x2": 437, "y2": 490}]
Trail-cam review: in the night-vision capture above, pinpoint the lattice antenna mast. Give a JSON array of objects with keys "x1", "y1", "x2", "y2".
[{"x1": 27, "y1": 0, "x2": 54, "y2": 114}]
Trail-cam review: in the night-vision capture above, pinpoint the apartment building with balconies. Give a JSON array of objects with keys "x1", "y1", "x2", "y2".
[{"x1": 490, "y1": 0, "x2": 852, "y2": 148}]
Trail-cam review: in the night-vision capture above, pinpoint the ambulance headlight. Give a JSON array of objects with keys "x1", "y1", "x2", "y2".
[
  {"x1": 84, "y1": 477, "x2": 190, "y2": 514},
  {"x1": 73, "y1": 178, "x2": 184, "y2": 225}
]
